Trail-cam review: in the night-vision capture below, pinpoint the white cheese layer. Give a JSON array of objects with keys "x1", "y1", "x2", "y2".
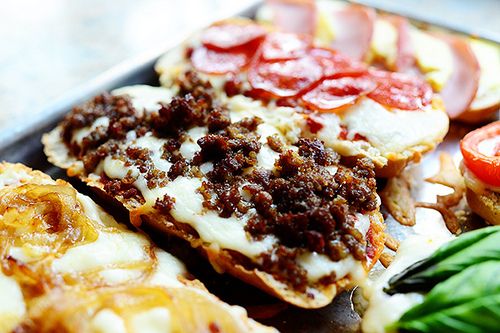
[
  {"x1": 461, "y1": 162, "x2": 500, "y2": 194},
  {"x1": 130, "y1": 307, "x2": 171, "y2": 333},
  {"x1": 469, "y1": 39, "x2": 500, "y2": 111},
  {"x1": 0, "y1": 271, "x2": 26, "y2": 333},
  {"x1": 72, "y1": 116, "x2": 110, "y2": 145},
  {"x1": 341, "y1": 98, "x2": 449, "y2": 156},
  {"x1": 370, "y1": 19, "x2": 398, "y2": 68},
  {"x1": 112, "y1": 85, "x2": 175, "y2": 114},
  {"x1": 411, "y1": 29, "x2": 454, "y2": 91},
  {"x1": 298, "y1": 253, "x2": 365, "y2": 283},
  {"x1": 90, "y1": 309, "x2": 127, "y2": 333},
  {"x1": 361, "y1": 235, "x2": 450, "y2": 333}
]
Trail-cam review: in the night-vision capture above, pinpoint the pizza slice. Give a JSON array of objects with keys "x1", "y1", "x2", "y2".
[
  {"x1": 258, "y1": 0, "x2": 499, "y2": 123},
  {"x1": 155, "y1": 18, "x2": 449, "y2": 177},
  {"x1": 0, "y1": 162, "x2": 273, "y2": 333},
  {"x1": 43, "y1": 78, "x2": 385, "y2": 308}
]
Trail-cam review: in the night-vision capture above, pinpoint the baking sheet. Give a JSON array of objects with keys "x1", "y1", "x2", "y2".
[{"x1": 0, "y1": 2, "x2": 496, "y2": 332}]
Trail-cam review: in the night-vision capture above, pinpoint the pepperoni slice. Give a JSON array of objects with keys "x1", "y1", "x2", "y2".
[
  {"x1": 309, "y1": 47, "x2": 367, "y2": 78},
  {"x1": 191, "y1": 46, "x2": 250, "y2": 74},
  {"x1": 301, "y1": 75, "x2": 376, "y2": 112},
  {"x1": 261, "y1": 32, "x2": 312, "y2": 61},
  {"x1": 202, "y1": 22, "x2": 267, "y2": 51},
  {"x1": 248, "y1": 55, "x2": 323, "y2": 97},
  {"x1": 367, "y1": 70, "x2": 433, "y2": 110}
]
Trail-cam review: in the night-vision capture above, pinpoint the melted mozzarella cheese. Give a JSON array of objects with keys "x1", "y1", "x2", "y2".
[
  {"x1": 361, "y1": 235, "x2": 449, "y2": 333},
  {"x1": 158, "y1": 176, "x2": 276, "y2": 258},
  {"x1": 148, "y1": 250, "x2": 186, "y2": 288},
  {"x1": 313, "y1": 113, "x2": 342, "y2": 146},
  {"x1": 341, "y1": 98, "x2": 449, "y2": 155},
  {"x1": 134, "y1": 134, "x2": 173, "y2": 173},
  {"x1": 0, "y1": 271, "x2": 26, "y2": 333},
  {"x1": 179, "y1": 126, "x2": 207, "y2": 160},
  {"x1": 461, "y1": 162, "x2": 500, "y2": 194},
  {"x1": 90, "y1": 309, "x2": 127, "y2": 333},
  {"x1": 469, "y1": 39, "x2": 500, "y2": 110},
  {"x1": 411, "y1": 29, "x2": 454, "y2": 91},
  {"x1": 51, "y1": 231, "x2": 150, "y2": 275},
  {"x1": 131, "y1": 307, "x2": 171, "y2": 333},
  {"x1": 370, "y1": 19, "x2": 398, "y2": 68},
  {"x1": 0, "y1": 165, "x2": 32, "y2": 188},
  {"x1": 298, "y1": 252, "x2": 365, "y2": 283},
  {"x1": 112, "y1": 85, "x2": 175, "y2": 114},
  {"x1": 226, "y1": 95, "x2": 304, "y2": 144},
  {"x1": 72, "y1": 116, "x2": 110, "y2": 145}
]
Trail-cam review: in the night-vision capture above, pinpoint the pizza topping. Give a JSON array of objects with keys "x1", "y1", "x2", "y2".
[
  {"x1": 301, "y1": 75, "x2": 376, "y2": 112},
  {"x1": 328, "y1": 5, "x2": 376, "y2": 61},
  {"x1": 261, "y1": 32, "x2": 312, "y2": 61},
  {"x1": 201, "y1": 22, "x2": 266, "y2": 51},
  {"x1": 58, "y1": 72, "x2": 381, "y2": 291},
  {"x1": 367, "y1": 70, "x2": 433, "y2": 110},
  {"x1": 385, "y1": 16, "x2": 415, "y2": 72},
  {"x1": 309, "y1": 47, "x2": 367, "y2": 77},
  {"x1": 248, "y1": 55, "x2": 323, "y2": 97},
  {"x1": 460, "y1": 121, "x2": 500, "y2": 187},
  {"x1": 438, "y1": 35, "x2": 480, "y2": 118},
  {"x1": 267, "y1": 0, "x2": 317, "y2": 35},
  {"x1": 191, "y1": 46, "x2": 251, "y2": 74}
]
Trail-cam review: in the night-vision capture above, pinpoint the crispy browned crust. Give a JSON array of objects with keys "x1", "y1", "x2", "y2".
[
  {"x1": 456, "y1": 102, "x2": 500, "y2": 124},
  {"x1": 0, "y1": 161, "x2": 276, "y2": 333},
  {"x1": 42, "y1": 127, "x2": 386, "y2": 309},
  {"x1": 465, "y1": 188, "x2": 500, "y2": 225}
]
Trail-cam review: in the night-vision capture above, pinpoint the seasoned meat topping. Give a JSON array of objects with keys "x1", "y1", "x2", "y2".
[{"x1": 59, "y1": 72, "x2": 379, "y2": 291}]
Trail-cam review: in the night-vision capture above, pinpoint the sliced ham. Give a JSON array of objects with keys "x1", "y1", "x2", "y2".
[
  {"x1": 329, "y1": 5, "x2": 376, "y2": 61},
  {"x1": 385, "y1": 16, "x2": 415, "y2": 72},
  {"x1": 267, "y1": 0, "x2": 317, "y2": 35},
  {"x1": 438, "y1": 35, "x2": 480, "y2": 118}
]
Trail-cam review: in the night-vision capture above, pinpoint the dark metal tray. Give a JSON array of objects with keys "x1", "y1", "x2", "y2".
[{"x1": 0, "y1": 2, "x2": 496, "y2": 332}]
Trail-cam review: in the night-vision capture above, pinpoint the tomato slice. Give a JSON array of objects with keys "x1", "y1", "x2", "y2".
[
  {"x1": 201, "y1": 22, "x2": 267, "y2": 51},
  {"x1": 248, "y1": 55, "x2": 323, "y2": 97},
  {"x1": 261, "y1": 32, "x2": 312, "y2": 61},
  {"x1": 301, "y1": 75, "x2": 376, "y2": 112},
  {"x1": 309, "y1": 47, "x2": 367, "y2": 78},
  {"x1": 191, "y1": 46, "x2": 250, "y2": 74},
  {"x1": 460, "y1": 121, "x2": 500, "y2": 187},
  {"x1": 367, "y1": 70, "x2": 433, "y2": 110}
]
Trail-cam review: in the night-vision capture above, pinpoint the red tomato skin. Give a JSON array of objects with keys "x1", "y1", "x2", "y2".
[{"x1": 460, "y1": 121, "x2": 500, "y2": 187}]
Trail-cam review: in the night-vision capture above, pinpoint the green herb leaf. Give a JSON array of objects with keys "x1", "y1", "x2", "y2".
[
  {"x1": 385, "y1": 226, "x2": 500, "y2": 294},
  {"x1": 392, "y1": 261, "x2": 500, "y2": 333}
]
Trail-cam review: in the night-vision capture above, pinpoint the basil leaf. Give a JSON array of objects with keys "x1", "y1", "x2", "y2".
[
  {"x1": 392, "y1": 261, "x2": 500, "y2": 333},
  {"x1": 385, "y1": 226, "x2": 500, "y2": 294}
]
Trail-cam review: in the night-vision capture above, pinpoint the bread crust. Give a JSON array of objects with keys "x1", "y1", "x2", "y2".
[
  {"x1": 456, "y1": 102, "x2": 500, "y2": 124},
  {"x1": 43, "y1": 128, "x2": 386, "y2": 309},
  {"x1": 465, "y1": 188, "x2": 500, "y2": 225}
]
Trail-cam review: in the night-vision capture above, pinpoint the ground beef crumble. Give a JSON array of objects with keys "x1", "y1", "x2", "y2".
[{"x1": 59, "y1": 71, "x2": 379, "y2": 292}]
